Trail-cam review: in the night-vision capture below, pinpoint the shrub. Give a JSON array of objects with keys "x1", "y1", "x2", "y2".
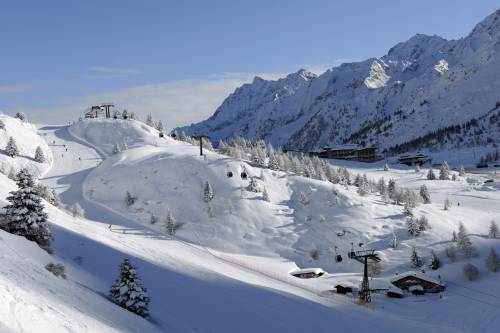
[
  {"x1": 463, "y1": 263, "x2": 479, "y2": 281},
  {"x1": 45, "y1": 263, "x2": 66, "y2": 279}
]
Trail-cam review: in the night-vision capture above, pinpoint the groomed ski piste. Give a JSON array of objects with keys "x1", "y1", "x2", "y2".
[{"x1": 1, "y1": 114, "x2": 500, "y2": 332}]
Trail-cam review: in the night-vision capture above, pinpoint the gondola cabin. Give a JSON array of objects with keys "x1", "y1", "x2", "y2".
[
  {"x1": 290, "y1": 268, "x2": 325, "y2": 279},
  {"x1": 391, "y1": 272, "x2": 445, "y2": 294}
]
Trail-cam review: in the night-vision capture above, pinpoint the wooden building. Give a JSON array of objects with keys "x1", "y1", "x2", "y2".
[
  {"x1": 311, "y1": 144, "x2": 381, "y2": 163},
  {"x1": 390, "y1": 272, "x2": 445, "y2": 293},
  {"x1": 398, "y1": 153, "x2": 432, "y2": 166}
]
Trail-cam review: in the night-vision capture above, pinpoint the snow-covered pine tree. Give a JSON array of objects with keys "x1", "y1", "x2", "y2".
[
  {"x1": 5, "y1": 136, "x2": 18, "y2": 157},
  {"x1": 0, "y1": 119, "x2": 5, "y2": 130},
  {"x1": 417, "y1": 216, "x2": 430, "y2": 231},
  {"x1": 444, "y1": 198, "x2": 451, "y2": 210},
  {"x1": 70, "y1": 203, "x2": 84, "y2": 218},
  {"x1": 156, "y1": 120, "x2": 164, "y2": 133},
  {"x1": 383, "y1": 162, "x2": 389, "y2": 171},
  {"x1": 459, "y1": 165, "x2": 466, "y2": 177},
  {"x1": 7, "y1": 167, "x2": 16, "y2": 180},
  {"x1": 112, "y1": 143, "x2": 121, "y2": 155},
  {"x1": 387, "y1": 179, "x2": 397, "y2": 199},
  {"x1": 451, "y1": 173, "x2": 457, "y2": 181},
  {"x1": 112, "y1": 110, "x2": 120, "y2": 119},
  {"x1": 125, "y1": 191, "x2": 135, "y2": 206},
  {"x1": 403, "y1": 202, "x2": 413, "y2": 217},
  {"x1": 377, "y1": 177, "x2": 387, "y2": 195},
  {"x1": 15, "y1": 112, "x2": 26, "y2": 121},
  {"x1": 3, "y1": 169, "x2": 52, "y2": 248},
  {"x1": 488, "y1": 220, "x2": 498, "y2": 238},
  {"x1": 34, "y1": 146, "x2": 45, "y2": 163},
  {"x1": 457, "y1": 222, "x2": 476, "y2": 258},
  {"x1": 486, "y1": 248, "x2": 500, "y2": 272},
  {"x1": 452, "y1": 231, "x2": 458, "y2": 242},
  {"x1": 407, "y1": 217, "x2": 420, "y2": 236},
  {"x1": 429, "y1": 250, "x2": 440, "y2": 270},
  {"x1": 109, "y1": 258, "x2": 149, "y2": 317},
  {"x1": 439, "y1": 161, "x2": 450, "y2": 180},
  {"x1": 122, "y1": 109, "x2": 129, "y2": 119},
  {"x1": 389, "y1": 230, "x2": 398, "y2": 249},
  {"x1": 203, "y1": 181, "x2": 214, "y2": 202},
  {"x1": 150, "y1": 213, "x2": 158, "y2": 225},
  {"x1": 445, "y1": 245, "x2": 457, "y2": 261},
  {"x1": 427, "y1": 168, "x2": 436, "y2": 180},
  {"x1": 354, "y1": 174, "x2": 363, "y2": 187},
  {"x1": 299, "y1": 191, "x2": 310, "y2": 206},
  {"x1": 247, "y1": 177, "x2": 260, "y2": 193},
  {"x1": 165, "y1": 209, "x2": 176, "y2": 234},
  {"x1": 419, "y1": 184, "x2": 431, "y2": 204},
  {"x1": 262, "y1": 186, "x2": 270, "y2": 202},
  {"x1": 146, "y1": 114, "x2": 154, "y2": 127},
  {"x1": 410, "y1": 247, "x2": 423, "y2": 268}
]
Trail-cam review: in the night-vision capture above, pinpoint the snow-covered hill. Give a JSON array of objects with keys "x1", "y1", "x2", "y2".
[{"x1": 177, "y1": 9, "x2": 500, "y2": 156}]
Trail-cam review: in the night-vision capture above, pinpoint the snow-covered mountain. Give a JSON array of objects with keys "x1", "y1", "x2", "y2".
[{"x1": 177, "y1": 9, "x2": 500, "y2": 154}]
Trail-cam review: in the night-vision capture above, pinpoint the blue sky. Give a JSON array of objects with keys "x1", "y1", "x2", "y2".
[{"x1": 1, "y1": 0, "x2": 499, "y2": 127}]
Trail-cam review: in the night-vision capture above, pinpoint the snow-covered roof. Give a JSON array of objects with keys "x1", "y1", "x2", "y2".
[
  {"x1": 387, "y1": 285, "x2": 404, "y2": 294},
  {"x1": 290, "y1": 268, "x2": 325, "y2": 275},
  {"x1": 390, "y1": 271, "x2": 445, "y2": 286}
]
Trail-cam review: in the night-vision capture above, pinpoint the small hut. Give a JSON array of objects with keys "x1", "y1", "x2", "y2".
[{"x1": 391, "y1": 271, "x2": 445, "y2": 293}]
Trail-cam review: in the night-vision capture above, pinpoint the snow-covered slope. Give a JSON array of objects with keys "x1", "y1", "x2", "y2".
[
  {"x1": 0, "y1": 113, "x2": 52, "y2": 177},
  {"x1": 177, "y1": 9, "x2": 500, "y2": 155}
]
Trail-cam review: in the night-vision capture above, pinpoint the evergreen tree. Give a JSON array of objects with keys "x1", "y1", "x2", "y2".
[
  {"x1": 429, "y1": 250, "x2": 440, "y2": 270},
  {"x1": 388, "y1": 179, "x2": 397, "y2": 199},
  {"x1": 247, "y1": 177, "x2": 260, "y2": 193},
  {"x1": 268, "y1": 152, "x2": 280, "y2": 171},
  {"x1": 389, "y1": 230, "x2": 398, "y2": 249},
  {"x1": 463, "y1": 263, "x2": 479, "y2": 281},
  {"x1": 407, "y1": 217, "x2": 420, "y2": 236},
  {"x1": 5, "y1": 136, "x2": 18, "y2": 157},
  {"x1": 0, "y1": 119, "x2": 5, "y2": 130},
  {"x1": 439, "y1": 161, "x2": 450, "y2": 180},
  {"x1": 457, "y1": 222, "x2": 476, "y2": 258},
  {"x1": 411, "y1": 247, "x2": 423, "y2": 268},
  {"x1": 125, "y1": 191, "x2": 135, "y2": 206},
  {"x1": 444, "y1": 198, "x2": 451, "y2": 210},
  {"x1": 427, "y1": 168, "x2": 436, "y2": 180},
  {"x1": 156, "y1": 120, "x2": 164, "y2": 133},
  {"x1": 488, "y1": 220, "x2": 498, "y2": 238},
  {"x1": 403, "y1": 202, "x2": 413, "y2": 217},
  {"x1": 383, "y1": 162, "x2": 389, "y2": 171},
  {"x1": 299, "y1": 191, "x2": 310, "y2": 206},
  {"x1": 146, "y1": 114, "x2": 154, "y2": 127},
  {"x1": 165, "y1": 209, "x2": 176, "y2": 234},
  {"x1": 417, "y1": 215, "x2": 430, "y2": 231},
  {"x1": 419, "y1": 184, "x2": 431, "y2": 204},
  {"x1": 262, "y1": 186, "x2": 270, "y2": 202},
  {"x1": 150, "y1": 213, "x2": 158, "y2": 225},
  {"x1": 109, "y1": 258, "x2": 149, "y2": 317},
  {"x1": 486, "y1": 248, "x2": 500, "y2": 272},
  {"x1": 452, "y1": 231, "x2": 458, "y2": 242},
  {"x1": 14, "y1": 112, "x2": 26, "y2": 121},
  {"x1": 203, "y1": 181, "x2": 214, "y2": 202},
  {"x1": 70, "y1": 203, "x2": 84, "y2": 218},
  {"x1": 122, "y1": 109, "x2": 129, "y2": 119},
  {"x1": 34, "y1": 146, "x2": 45, "y2": 163},
  {"x1": 459, "y1": 165, "x2": 466, "y2": 177},
  {"x1": 3, "y1": 169, "x2": 52, "y2": 248}
]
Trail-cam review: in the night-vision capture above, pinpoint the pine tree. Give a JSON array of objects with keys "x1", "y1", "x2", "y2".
[
  {"x1": 488, "y1": 220, "x2": 498, "y2": 238},
  {"x1": 268, "y1": 153, "x2": 280, "y2": 170},
  {"x1": 457, "y1": 222, "x2": 476, "y2": 258},
  {"x1": 429, "y1": 250, "x2": 440, "y2": 270},
  {"x1": 247, "y1": 177, "x2": 260, "y2": 193},
  {"x1": 452, "y1": 231, "x2": 458, "y2": 242},
  {"x1": 3, "y1": 169, "x2": 52, "y2": 248},
  {"x1": 5, "y1": 136, "x2": 18, "y2": 157},
  {"x1": 411, "y1": 247, "x2": 423, "y2": 267},
  {"x1": 0, "y1": 119, "x2": 5, "y2": 130},
  {"x1": 417, "y1": 216, "x2": 430, "y2": 231},
  {"x1": 377, "y1": 177, "x2": 386, "y2": 195},
  {"x1": 34, "y1": 146, "x2": 45, "y2": 163},
  {"x1": 203, "y1": 181, "x2": 214, "y2": 202},
  {"x1": 403, "y1": 202, "x2": 413, "y2": 217},
  {"x1": 109, "y1": 258, "x2": 149, "y2": 317},
  {"x1": 70, "y1": 203, "x2": 84, "y2": 218},
  {"x1": 439, "y1": 161, "x2": 450, "y2": 180},
  {"x1": 150, "y1": 213, "x2": 158, "y2": 225},
  {"x1": 388, "y1": 179, "x2": 397, "y2": 199},
  {"x1": 299, "y1": 191, "x2": 310, "y2": 206},
  {"x1": 122, "y1": 109, "x2": 129, "y2": 119},
  {"x1": 389, "y1": 230, "x2": 398, "y2": 249},
  {"x1": 407, "y1": 217, "x2": 420, "y2": 236},
  {"x1": 459, "y1": 165, "x2": 466, "y2": 177},
  {"x1": 15, "y1": 112, "x2": 26, "y2": 121},
  {"x1": 125, "y1": 191, "x2": 135, "y2": 206},
  {"x1": 262, "y1": 186, "x2": 270, "y2": 202},
  {"x1": 486, "y1": 248, "x2": 500, "y2": 272},
  {"x1": 419, "y1": 184, "x2": 431, "y2": 204},
  {"x1": 444, "y1": 198, "x2": 451, "y2": 210},
  {"x1": 146, "y1": 114, "x2": 154, "y2": 127},
  {"x1": 427, "y1": 168, "x2": 436, "y2": 180},
  {"x1": 383, "y1": 162, "x2": 389, "y2": 171},
  {"x1": 165, "y1": 209, "x2": 176, "y2": 234}
]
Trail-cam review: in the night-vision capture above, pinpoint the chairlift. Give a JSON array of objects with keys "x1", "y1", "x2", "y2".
[
  {"x1": 240, "y1": 165, "x2": 248, "y2": 180},
  {"x1": 334, "y1": 246, "x2": 343, "y2": 262},
  {"x1": 227, "y1": 171, "x2": 233, "y2": 178},
  {"x1": 348, "y1": 242, "x2": 356, "y2": 259}
]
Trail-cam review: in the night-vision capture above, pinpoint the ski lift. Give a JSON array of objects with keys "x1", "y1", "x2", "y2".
[
  {"x1": 336, "y1": 229, "x2": 346, "y2": 237},
  {"x1": 227, "y1": 171, "x2": 233, "y2": 178},
  {"x1": 240, "y1": 165, "x2": 248, "y2": 180},
  {"x1": 348, "y1": 242, "x2": 356, "y2": 259},
  {"x1": 334, "y1": 246, "x2": 343, "y2": 262}
]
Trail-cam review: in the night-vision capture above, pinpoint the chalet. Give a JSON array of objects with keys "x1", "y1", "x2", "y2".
[
  {"x1": 290, "y1": 268, "x2": 325, "y2": 279},
  {"x1": 390, "y1": 272, "x2": 445, "y2": 294},
  {"x1": 398, "y1": 153, "x2": 432, "y2": 166},
  {"x1": 312, "y1": 144, "x2": 381, "y2": 163}
]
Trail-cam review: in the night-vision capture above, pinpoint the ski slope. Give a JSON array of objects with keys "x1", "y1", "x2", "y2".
[{"x1": 1, "y1": 116, "x2": 500, "y2": 332}]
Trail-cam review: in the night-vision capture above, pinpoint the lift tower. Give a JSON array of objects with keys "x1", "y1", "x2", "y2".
[{"x1": 348, "y1": 247, "x2": 381, "y2": 303}]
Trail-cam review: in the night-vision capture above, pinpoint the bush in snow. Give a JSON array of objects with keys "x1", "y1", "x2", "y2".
[
  {"x1": 486, "y1": 248, "x2": 500, "y2": 272},
  {"x1": 308, "y1": 248, "x2": 319, "y2": 261},
  {"x1": 489, "y1": 220, "x2": 498, "y2": 238},
  {"x1": 444, "y1": 245, "x2": 457, "y2": 262},
  {"x1": 45, "y1": 263, "x2": 66, "y2": 279},
  {"x1": 429, "y1": 250, "x2": 441, "y2": 270},
  {"x1": 443, "y1": 198, "x2": 451, "y2": 210},
  {"x1": 112, "y1": 143, "x2": 121, "y2": 155},
  {"x1": 427, "y1": 168, "x2": 436, "y2": 180},
  {"x1": 389, "y1": 231, "x2": 398, "y2": 249},
  {"x1": 417, "y1": 216, "x2": 430, "y2": 231},
  {"x1": 299, "y1": 191, "x2": 310, "y2": 206},
  {"x1": 439, "y1": 161, "x2": 450, "y2": 180},
  {"x1": 403, "y1": 202, "x2": 413, "y2": 217},
  {"x1": 14, "y1": 112, "x2": 26, "y2": 122},
  {"x1": 463, "y1": 263, "x2": 479, "y2": 281},
  {"x1": 419, "y1": 184, "x2": 431, "y2": 204},
  {"x1": 2, "y1": 169, "x2": 52, "y2": 248},
  {"x1": 457, "y1": 222, "x2": 477, "y2": 258},
  {"x1": 70, "y1": 203, "x2": 85, "y2": 218},
  {"x1": 410, "y1": 247, "x2": 423, "y2": 268},
  {"x1": 109, "y1": 258, "x2": 150, "y2": 318},
  {"x1": 150, "y1": 213, "x2": 158, "y2": 225},
  {"x1": 459, "y1": 165, "x2": 466, "y2": 177},
  {"x1": 34, "y1": 146, "x2": 45, "y2": 163},
  {"x1": 262, "y1": 186, "x2": 270, "y2": 202},
  {"x1": 125, "y1": 191, "x2": 136, "y2": 206},
  {"x1": 203, "y1": 181, "x2": 214, "y2": 202},
  {"x1": 5, "y1": 136, "x2": 18, "y2": 157}
]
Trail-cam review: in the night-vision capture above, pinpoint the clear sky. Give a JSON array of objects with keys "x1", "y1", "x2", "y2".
[{"x1": 1, "y1": 0, "x2": 499, "y2": 127}]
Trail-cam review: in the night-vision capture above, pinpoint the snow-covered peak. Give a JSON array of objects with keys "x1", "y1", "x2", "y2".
[
  {"x1": 386, "y1": 34, "x2": 450, "y2": 61},
  {"x1": 364, "y1": 59, "x2": 391, "y2": 89},
  {"x1": 468, "y1": 9, "x2": 500, "y2": 39}
]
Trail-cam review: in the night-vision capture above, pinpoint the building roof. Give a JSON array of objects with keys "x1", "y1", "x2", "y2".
[
  {"x1": 391, "y1": 271, "x2": 445, "y2": 287},
  {"x1": 290, "y1": 268, "x2": 325, "y2": 275}
]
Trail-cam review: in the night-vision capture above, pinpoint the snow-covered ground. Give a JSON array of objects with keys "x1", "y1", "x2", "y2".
[{"x1": 1, "y1": 116, "x2": 500, "y2": 332}]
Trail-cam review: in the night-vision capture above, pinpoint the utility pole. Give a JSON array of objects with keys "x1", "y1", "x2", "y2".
[{"x1": 192, "y1": 134, "x2": 209, "y2": 156}]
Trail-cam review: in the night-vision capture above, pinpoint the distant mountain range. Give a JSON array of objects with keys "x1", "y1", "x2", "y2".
[{"x1": 177, "y1": 9, "x2": 500, "y2": 155}]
